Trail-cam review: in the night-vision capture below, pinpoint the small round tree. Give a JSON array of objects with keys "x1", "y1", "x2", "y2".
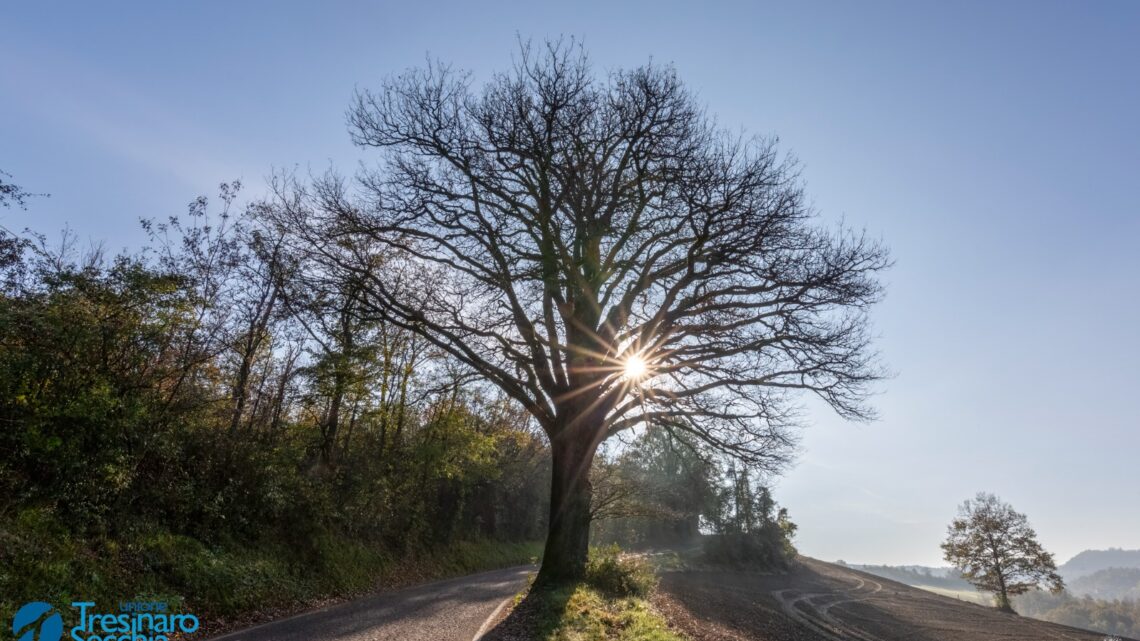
[{"x1": 942, "y1": 492, "x2": 1064, "y2": 612}]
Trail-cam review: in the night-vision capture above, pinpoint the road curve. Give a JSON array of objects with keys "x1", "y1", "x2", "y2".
[{"x1": 208, "y1": 565, "x2": 533, "y2": 641}]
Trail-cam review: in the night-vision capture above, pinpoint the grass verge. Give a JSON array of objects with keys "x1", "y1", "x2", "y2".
[
  {"x1": 485, "y1": 545, "x2": 686, "y2": 641},
  {"x1": 1, "y1": 507, "x2": 542, "y2": 635}
]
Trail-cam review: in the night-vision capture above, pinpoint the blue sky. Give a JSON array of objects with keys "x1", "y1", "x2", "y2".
[{"x1": 3, "y1": 1, "x2": 1137, "y2": 566}]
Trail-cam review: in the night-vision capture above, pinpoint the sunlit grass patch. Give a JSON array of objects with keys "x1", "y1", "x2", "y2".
[
  {"x1": 493, "y1": 546, "x2": 685, "y2": 641},
  {"x1": 535, "y1": 585, "x2": 682, "y2": 641}
]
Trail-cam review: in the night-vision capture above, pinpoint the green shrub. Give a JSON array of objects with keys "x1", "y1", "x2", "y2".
[
  {"x1": 702, "y1": 529, "x2": 796, "y2": 569},
  {"x1": 585, "y1": 545, "x2": 657, "y2": 597},
  {"x1": 539, "y1": 585, "x2": 681, "y2": 641},
  {"x1": 0, "y1": 507, "x2": 541, "y2": 626}
]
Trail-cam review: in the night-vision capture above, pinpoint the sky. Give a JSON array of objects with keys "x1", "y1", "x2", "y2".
[{"x1": 3, "y1": 1, "x2": 1137, "y2": 567}]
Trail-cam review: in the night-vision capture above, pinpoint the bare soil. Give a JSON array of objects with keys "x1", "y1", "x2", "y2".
[{"x1": 655, "y1": 557, "x2": 1130, "y2": 641}]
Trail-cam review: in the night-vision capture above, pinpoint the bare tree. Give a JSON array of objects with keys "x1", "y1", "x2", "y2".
[
  {"x1": 225, "y1": 227, "x2": 289, "y2": 434},
  {"x1": 267, "y1": 41, "x2": 889, "y2": 583},
  {"x1": 942, "y1": 492, "x2": 1065, "y2": 612},
  {"x1": 0, "y1": 170, "x2": 43, "y2": 210}
]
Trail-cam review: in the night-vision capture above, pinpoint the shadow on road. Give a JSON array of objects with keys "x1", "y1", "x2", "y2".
[
  {"x1": 210, "y1": 566, "x2": 531, "y2": 641},
  {"x1": 480, "y1": 585, "x2": 573, "y2": 641}
]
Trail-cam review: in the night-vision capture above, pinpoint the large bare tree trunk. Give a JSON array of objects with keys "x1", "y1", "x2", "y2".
[{"x1": 536, "y1": 429, "x2": 599, "y2": 585}]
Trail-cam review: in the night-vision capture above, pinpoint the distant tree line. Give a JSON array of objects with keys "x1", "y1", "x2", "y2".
[
  {"x1": 850, "y1": 564, "x2": 974, "y2": 591},
  {"x1": 1015, "y1": 591, "x2": 1140, "y2": 639},
  {"x1": 0, "y1": 182, "x2": 551, "y2": 617}
]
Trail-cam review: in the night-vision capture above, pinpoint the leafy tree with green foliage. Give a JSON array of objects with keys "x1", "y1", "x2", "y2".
[
  {"x1": 590, "y1": 429, "x2": 718, "y2": 546},
  {"x1": 0, "y1": 185, "x2": 551, "y2": 626},
  {"x1": 701, "y1": 464, "x2": 797, "y2": 568},
  {"x1": 942, "y1": 492, "x2": 1064, "y2": 612}
]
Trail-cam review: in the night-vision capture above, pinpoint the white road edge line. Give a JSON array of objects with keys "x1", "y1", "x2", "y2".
[{"x1": 471, "y1": 595, "x2": 513, "y2": 641}]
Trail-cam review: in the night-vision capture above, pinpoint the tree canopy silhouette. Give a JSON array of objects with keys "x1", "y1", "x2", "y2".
[{"x1": 265, "y1": 40, "x2": 890, "y2": 583}]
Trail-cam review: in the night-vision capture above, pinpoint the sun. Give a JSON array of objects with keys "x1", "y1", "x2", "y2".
[{"x1": 623, "y1": 354, "x2": 648, "y2": 381}]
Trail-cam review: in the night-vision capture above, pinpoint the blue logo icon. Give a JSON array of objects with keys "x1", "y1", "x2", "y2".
[{"x1": 12, "y1": 602, "x2": 63, "y2": 641}]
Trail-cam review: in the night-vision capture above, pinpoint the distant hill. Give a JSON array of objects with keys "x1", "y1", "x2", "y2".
[
  {"x1": 1068, "y1": 567, "x2": 1140, "y2": 601},
  {"x1": 1061, "y1": 549, "x2": 1140, "y2": 579}
]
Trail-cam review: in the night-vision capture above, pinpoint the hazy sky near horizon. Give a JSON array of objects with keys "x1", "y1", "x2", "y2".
[{"x1": 3, "y1": 1, "x2": 1137, "y2": 566}]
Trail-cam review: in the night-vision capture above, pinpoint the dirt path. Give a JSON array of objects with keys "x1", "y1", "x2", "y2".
[{"x1": 656, "y1": 557, "x2": 1128, "y2": 641}]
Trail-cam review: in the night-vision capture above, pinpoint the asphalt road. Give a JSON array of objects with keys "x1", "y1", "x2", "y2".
[{"x1": 208, "y1": 565, "x2": 533, "y2": 641}]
